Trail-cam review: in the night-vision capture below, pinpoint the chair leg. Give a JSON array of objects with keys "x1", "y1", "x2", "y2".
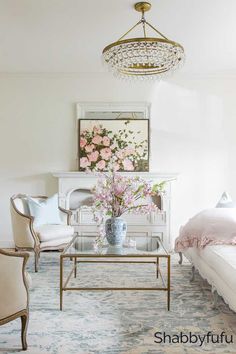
[
  {"x1": 190, "y1": 265, "x2": 195, "y2": 282},
  {"x1": 178, "y1": 252, "x2": 183, "y2": 265},
  {"x1": 21, "y1": 313, "x2": 28, "y2": 351},
  {"x1": 35, "y1": 250, "x2": 40, "y2": 272}
]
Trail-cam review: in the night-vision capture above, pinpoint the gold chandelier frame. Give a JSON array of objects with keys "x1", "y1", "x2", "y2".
[{"x1": 102, "y1": 2, "x2": 185, "y2": 78}]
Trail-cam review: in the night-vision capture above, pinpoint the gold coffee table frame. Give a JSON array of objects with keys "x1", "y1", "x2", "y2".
[{"x1": 60, "y1": 235, "x2": 170, "y2": 311}]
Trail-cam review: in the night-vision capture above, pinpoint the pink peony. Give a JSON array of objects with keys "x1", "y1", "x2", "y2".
[
  {"x1": 85, "y1": 144, "x2": 95, "y2": 153},
  {"x1": 123, "y1": 158, "x2": 134, "y2": 171},
  {"x1": 80, "y1": 129, "x2": 87, "y2": 136},
  {"x1": 88, "y1": 150, "x2": 99, "y2": 162},
  {"x1": 116, "y1": 149, "x2": 125, "y2": 160},
  {"x1": 96, "y1": 160, "x2": 106, "y2": 170},
  {"x1": 125, "y1": 147, "x2": 135, "y2": 156},
  {"x1": 100, "y1": 147, "x2": 112, "y2": 161},
  {"x1": 80, "y1": 157, "x2": 91, "y2": 168},
  {"x1": 80, "y1": 137, "x2": 87, "y2": 148},
  {"x1": 103, "y1": 136, "x2": 110, "y2": 146},
  {"x1": 92, "y1": 135, "x2": 103, "y2": 145},
  {"x1": 93, "y1": 125, "x2": 102, "y2": 134},
  {"x1": 113, "y1": 162, "x2": 120, "y2": 172}
]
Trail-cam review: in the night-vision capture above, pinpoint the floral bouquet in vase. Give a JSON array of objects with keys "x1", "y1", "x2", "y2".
[{"x1": 91, "y1": 172, "x2": 165, "y2": 248}]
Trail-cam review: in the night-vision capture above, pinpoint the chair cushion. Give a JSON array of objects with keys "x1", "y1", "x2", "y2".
[
  {"x1": 27, "y1": 194, "x2": 63, "y2": 227},
  {"x1": 35, "y1": 224, "x2": 74, "y2": 242},
  {"x1": 40, "y1": 236, "x2": 73, "y2": 249}
]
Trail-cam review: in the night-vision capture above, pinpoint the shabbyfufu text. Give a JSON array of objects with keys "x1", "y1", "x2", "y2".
[{"x1": 154, "y1": 331, "x2": 233, "y2": 346}]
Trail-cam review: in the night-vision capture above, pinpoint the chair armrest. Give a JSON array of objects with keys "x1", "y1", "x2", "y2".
[
  {"x1": 59, "y1": 207, "x2": 72, "y2": 225},
  {"x1": 0, "y1": 249, "x2": 29, "y2": 258},
  {"x1": 10, "y1": 204, "x2": 39, "y2": 248},
  {"x1": 0, "y1": 249, "x2": 29, "y2": 322}
]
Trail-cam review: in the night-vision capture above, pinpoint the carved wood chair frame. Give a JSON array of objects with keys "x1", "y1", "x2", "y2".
[
  {"x1": 10, "y1": 194, "x2": 72, "y2": 272},
  {"x1": 0, "y1": 249, "x2": 29, "y2": 350}
]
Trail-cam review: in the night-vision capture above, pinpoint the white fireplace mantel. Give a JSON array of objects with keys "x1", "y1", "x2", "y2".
[
  {"x1": 53, "y1": 171, "x2": 178, "y2": 250},
  {"x1": 53, "y1": 171, "x2": 177, "y2": 179}
]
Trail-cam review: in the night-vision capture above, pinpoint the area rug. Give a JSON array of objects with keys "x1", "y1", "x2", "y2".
[{"x1": 0, "y1": 253, "x2": 236, "y2": 354}]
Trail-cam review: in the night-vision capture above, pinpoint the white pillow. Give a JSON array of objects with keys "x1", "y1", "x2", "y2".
[
  {"x1": 216, "y1": 192, "x2": 236, "y2": 208},
  {"x1": 27, "y1": 194, "x2": 63, "y2": 227}
]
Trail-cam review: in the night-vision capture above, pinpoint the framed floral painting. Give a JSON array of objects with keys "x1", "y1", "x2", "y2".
[{"x1": 78, "y1": 119, "x2": 149, "y2": 172}]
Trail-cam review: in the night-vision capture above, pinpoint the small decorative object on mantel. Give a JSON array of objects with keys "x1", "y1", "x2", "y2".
[
  {"x1": 91, "y1": 172, "x2": 165, "y2": 248},
  {"x1": 79, "y1": 118, "x2": 149, "y2": 172}
]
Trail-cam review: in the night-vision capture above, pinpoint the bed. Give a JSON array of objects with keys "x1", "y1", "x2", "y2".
[{"x1": 175, "y1": 206, "x2": 236, "y2": 312}]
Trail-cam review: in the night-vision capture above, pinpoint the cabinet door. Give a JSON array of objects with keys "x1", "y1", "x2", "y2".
[
  {"x1": 151, "y1": 211, "x2": 166, "y2": 225},
  {"x1": 123, "y1": 213, "x2": 151, "y2": 225}
]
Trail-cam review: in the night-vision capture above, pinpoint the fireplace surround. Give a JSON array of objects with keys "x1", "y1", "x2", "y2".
[{"x1": 53, "y1": 172, "x2": 176, "y2": 250}]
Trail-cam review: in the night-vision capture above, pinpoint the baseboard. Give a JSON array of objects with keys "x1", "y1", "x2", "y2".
[{"x1": 0, "y1": 240, "x2": 15, "y2": 248}]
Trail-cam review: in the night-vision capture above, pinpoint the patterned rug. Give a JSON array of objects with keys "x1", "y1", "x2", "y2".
[{"x1": 0, "y1": 252, "x2": 236, "y2": 354}]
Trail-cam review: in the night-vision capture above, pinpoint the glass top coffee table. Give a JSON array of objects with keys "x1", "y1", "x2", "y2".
[{"x1": 60, "y1": 235, "x2": 171, "y2": 311}]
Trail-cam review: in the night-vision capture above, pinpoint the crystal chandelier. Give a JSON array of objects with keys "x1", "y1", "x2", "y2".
[{"x1": 102, "y1": 2, "x2": 185, "y2": 81}]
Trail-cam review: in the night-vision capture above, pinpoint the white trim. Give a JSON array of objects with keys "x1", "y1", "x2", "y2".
[
  {"x1": 76, "y1": 101, "x2": 151, "y2": 119},
  {"x1": 53, "y1": 171, "x2": 178, "y2": 179}
]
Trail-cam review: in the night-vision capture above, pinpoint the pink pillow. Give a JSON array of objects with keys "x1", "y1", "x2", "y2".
[{"x1": 175, "y1": 208, "x2": 236, "y2": 252}]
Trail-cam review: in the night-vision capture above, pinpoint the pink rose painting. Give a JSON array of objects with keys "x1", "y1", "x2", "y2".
[{"x1": 79, "y1": 119, "x2": 149, "y2": 172}]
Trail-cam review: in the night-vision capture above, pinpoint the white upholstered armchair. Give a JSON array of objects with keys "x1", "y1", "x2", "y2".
[
  {"x1": 0, "y1": 249, "x2": 29, "y2": 350},
  {"x1": 10, "y1": 194, "x2": 74, "y2": 272}
]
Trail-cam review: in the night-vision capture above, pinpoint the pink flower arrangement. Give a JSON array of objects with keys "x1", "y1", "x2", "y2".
[{"x1": 91, "y1": 173, "x2": 165, "y2": 244}]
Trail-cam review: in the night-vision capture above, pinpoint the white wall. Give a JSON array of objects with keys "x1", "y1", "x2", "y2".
[{"x1": 0, "y1": 73, "x2": 234, "y2": 247}]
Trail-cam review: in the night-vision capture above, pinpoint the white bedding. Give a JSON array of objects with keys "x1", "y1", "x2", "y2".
[{"x1": 184, "y1": 245, "x2": 236, "y2": 312}]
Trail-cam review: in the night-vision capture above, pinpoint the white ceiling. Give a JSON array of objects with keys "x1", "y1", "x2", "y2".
[{"x1": 0, "y1": 0, "x2": 235, "y2": 75}]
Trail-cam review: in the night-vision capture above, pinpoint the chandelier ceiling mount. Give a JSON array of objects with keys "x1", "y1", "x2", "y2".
[{"x1": 134, "y1": 2, "x2": 151, "y2": 13}]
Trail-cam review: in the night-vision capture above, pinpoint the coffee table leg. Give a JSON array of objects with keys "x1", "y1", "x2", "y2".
[
  {"x1": 60, "y1": 256, "x2": 63, "y2": 311},
  {"x1": 74, "y1": 257, "x2": 77, "y2": 278},
  {"x1": 167, "y1": 256, "x2": 170, "y2": 311},
  {"x1": 156, "y1": 257, "x2": 159, "y2": 278}
]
